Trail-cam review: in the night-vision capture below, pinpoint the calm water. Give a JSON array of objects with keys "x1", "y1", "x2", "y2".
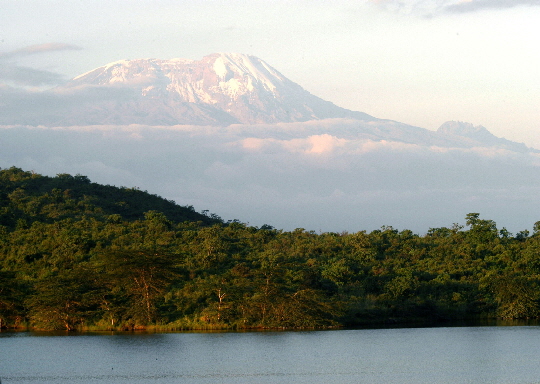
[{"x1": 1, "y1": 326, "x2": 540, "y2": 384}]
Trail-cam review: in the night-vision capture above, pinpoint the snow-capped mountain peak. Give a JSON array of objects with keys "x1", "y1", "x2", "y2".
[
  {"x1": 68, "y1": 53, "x2": 293, "y2": 102},
  {"x1": 58, "y1": 53, "x2": 373, "y2": 126}
]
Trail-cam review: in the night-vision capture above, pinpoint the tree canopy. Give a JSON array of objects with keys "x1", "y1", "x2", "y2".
[{"x1": 1, "y1": 166, "x2": 540, "y2": 331}]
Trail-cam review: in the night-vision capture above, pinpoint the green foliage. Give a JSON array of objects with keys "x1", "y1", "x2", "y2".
[
  {"x1": 26, "y1": 267, "x2": 101, "y2": 330},
  {"x1": 0, "y1": 166, "x2": 219, "y2": 229},
  {"x1": 489, "y1": 274, "x2": 540, "y2": 319},
  {"x1": 0, "y1": 269, "x2": 25, "y2": 328},
  {"x1": 96, "y1": 249, "x2": 182, "y2": 325},
  {"x1": 2, "y1": 167, "x2": 540, "y2": 330}
]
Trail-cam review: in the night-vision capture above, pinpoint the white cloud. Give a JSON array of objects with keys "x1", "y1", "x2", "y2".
[
  {"x1": 2, "y1": 122, "x2": 540, "y2": 233},
  {"x1": 444, "y1": 0, "x2": 540, "y2": 13},
  {"x1": 0, "y1": 43, "x2": 82, "y2": 60},
  {"x1": 305, "y1": 134, "x2": 348, "y2": 154},
  {"x1": 368, "y1": 0, "x2": 540, "y2": 15},
  {"x1": 241, "y1": 134, "x2": 349, "y2": 155}
]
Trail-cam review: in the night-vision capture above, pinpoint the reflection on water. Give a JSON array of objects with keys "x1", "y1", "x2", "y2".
[{"x1": 1, "y1": 326, "x2": 540, "y2": 384}]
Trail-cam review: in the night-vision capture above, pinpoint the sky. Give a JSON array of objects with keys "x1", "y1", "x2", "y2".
[
  {"x1": 2, "y1": 0, "x2": 540, "y2": 233},
  {"x1": 1, "y1": 0, "x2": 539, "y2": 147}
]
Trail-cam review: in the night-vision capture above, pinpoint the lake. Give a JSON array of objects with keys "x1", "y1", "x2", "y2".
[{"x1": 1, "y1": 325, "x2": 540, "y2": 384}]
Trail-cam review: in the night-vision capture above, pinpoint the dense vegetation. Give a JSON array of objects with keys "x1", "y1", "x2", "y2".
[{"x1": 1, "y1": 166, "x2": 539, "y2": 331}]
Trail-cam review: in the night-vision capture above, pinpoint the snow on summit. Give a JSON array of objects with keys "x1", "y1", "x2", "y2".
[
  {"x1": 51, "y1": 53, "x2": 374, "y2": 126},
  {"x1": 211, "y1": 53, "x2": 284, "y2": 92},
  {"x1": 68, "y1": 53, "x2": 292, "y2": 104}
]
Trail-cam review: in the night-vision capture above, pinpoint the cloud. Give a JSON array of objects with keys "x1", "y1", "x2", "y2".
[
  {"x1": 0, "y1": 43, "x2": 82, "y2": 87},
  {"x1": 0, "y1": 65, "x2": 65, "y2": 86},
  {"x1": 240, "y1": 134, "x2": 348, "y2": 155},
  {"x1": 368, "y1": 0, "x2": 451, "y2": 15},
  {"x1": 305, "y1": 134, "x2": 348, "y2": 154},
  {"x1": 0, "y1": 43, "x2": 82, "y2": 60},
  {"x1": 368, "y1": 0, "x2": 540, "y2": 16},
  {"x1": 443, "y1": 0, "x2": 540, "y2": 13},
  {"x1": 0, "y1": 83, "x2": 139, "y2": 124},
  {"x1": 2, "y1": 123, "x2": 540, "y2": 233}
]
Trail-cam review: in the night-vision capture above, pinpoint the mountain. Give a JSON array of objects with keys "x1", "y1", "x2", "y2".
[
  {"x1": 437, "y1": 121, "x2": 532, "y2": 153},
  {"x1": 50, "y1": 53, "x2": 374, "y2": 126},
  {"x1": 1, "y1": 52, "x2": 534, "y2": 153}
]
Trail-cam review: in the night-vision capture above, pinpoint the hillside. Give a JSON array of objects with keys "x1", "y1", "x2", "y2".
[{"x1": 0, "y1": 166, "x2": 219, "y2": 228}]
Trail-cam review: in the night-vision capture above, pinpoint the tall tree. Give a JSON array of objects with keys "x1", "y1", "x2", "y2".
[{"x1": 97, "y1": 249, "x2": 181, "y2": 325}]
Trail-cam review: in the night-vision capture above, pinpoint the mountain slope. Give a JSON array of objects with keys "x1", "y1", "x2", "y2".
[
  {"x1": 52, "y1": 53, "x2": 374, "y2": 126},
  {"x1": 0, "y1": 166, "x2": 220, "y2": 228}
]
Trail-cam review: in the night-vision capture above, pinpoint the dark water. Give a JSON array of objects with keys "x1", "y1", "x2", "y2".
[{"x1": 1, "y1": 326, "x2": 540, "y2": 384}]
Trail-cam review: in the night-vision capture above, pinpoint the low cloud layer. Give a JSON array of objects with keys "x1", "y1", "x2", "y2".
[
  {"x1": 0, "y1": 43, "x2": 82, "y2": 87},
  {"x1": 0, "y1": 83, "x2": 137, "y2": 124},
  {"x1": 0, "y1": 66, "x2": 65, "y2": 87},
  {"x1": 2, "y1": 122, "x2": 539, "y2": 233}
]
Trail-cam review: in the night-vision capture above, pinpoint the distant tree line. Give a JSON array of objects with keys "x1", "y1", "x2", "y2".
[{"x1": 1, "y1": 166, "x2": 540, "y2": 331}]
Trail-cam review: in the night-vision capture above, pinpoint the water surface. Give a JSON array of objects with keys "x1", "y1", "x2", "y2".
[{"x1": 1, "y1": 326, "x2": 540, "y2": 383}]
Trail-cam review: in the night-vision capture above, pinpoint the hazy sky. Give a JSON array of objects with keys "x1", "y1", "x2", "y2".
[
  {"x1": 1, "y1": 0, "x2": 539, "y2": 147},
  {"x1": 2, "y1": 0, "x2": 540, "y2": 233}
]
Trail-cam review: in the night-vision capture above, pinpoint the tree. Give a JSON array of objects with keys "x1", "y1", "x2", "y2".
[
  {"x1": 490, "y1": 274, "x2": 540, "y2": 319},
  {"x1": 465, "y1": 213, "x2": 498, "y2": 242},
  {"x1": 0, "y1": 270, "x2": 24, "y2": 328},
  {"x1": 26, "y1": 267, "x2": 100, "y2": 331},
  {"x1": 97, "y1": 249, "x2": 181, "y2": 325}
]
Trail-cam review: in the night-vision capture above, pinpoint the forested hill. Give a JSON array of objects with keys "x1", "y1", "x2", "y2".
[
  {"x1": 0, "y1": 166, "x2": 220, "y2": 228},
  {"x1": 1, "y1": 166, "x2": 540, "y2": 332}
]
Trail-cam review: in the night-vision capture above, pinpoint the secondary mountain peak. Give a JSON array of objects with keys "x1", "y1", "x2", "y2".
[
  {"x1": 437, "y1": 121, "x2": 492, "y2": 138},
  {"x1": 56, "y1": 53, "x2": 374, "y2": 126},
  {"x1": 438, "y1": 121, "x2": 532, "y2": 153}
]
